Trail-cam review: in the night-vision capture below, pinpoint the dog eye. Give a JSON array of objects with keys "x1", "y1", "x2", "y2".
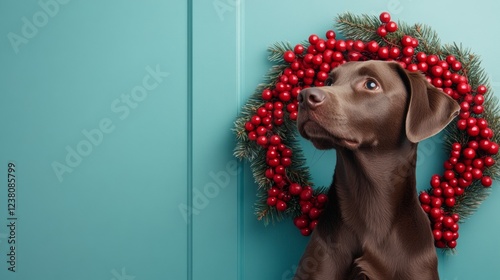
[
  {"x1": 325, "y1": 77, "x2": 334, "y2": 86},
  {"x1": 364, "y1": 79, "x2": 379, "y2": 90}
]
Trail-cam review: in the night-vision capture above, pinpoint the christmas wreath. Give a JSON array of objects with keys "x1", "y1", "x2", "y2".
[{"x1": 233, "y1": 12, "x2": 500, "y2": 250}]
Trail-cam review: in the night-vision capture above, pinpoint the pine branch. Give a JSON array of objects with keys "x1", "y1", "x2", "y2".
[
  {"x1": 335, "y1": 12, "x2": 381, "y2": 42},
  {"x1": 268, "y1": 42, "x2": 294, "y2": 63},
  {"x1": 409, "y1": 23, "x2": 441, "y2": 55}
]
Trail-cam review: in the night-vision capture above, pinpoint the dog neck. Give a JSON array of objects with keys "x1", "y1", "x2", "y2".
[{"x1": 331, "y1": 140, "x2": 419, "y2": 241}]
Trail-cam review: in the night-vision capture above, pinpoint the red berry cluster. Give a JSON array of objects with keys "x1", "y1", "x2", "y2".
[
  {"x1": 377, "y1": 12, "x2": 398, "y2": 37},
  {"x1": 244, "y1": 11, "x2": 497, "y2": 242},
  {"x1": 419, "y1": 89, "x2": 497, "y2": 248}
]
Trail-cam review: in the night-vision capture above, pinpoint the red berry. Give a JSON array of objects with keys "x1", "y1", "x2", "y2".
[
  {"x1": 432, "y1": 78, "x2": 443, "y2": 88},
  {"x1": 288, "y1": 183, "x2": 302, "y2": 195},
  {"x1": 489, "y1": 142, "x2": 499, "y2": 155},
  {"x1": 257, "y1": 136, "x2": 268, "y2": 146},
  {"x1": 325, "y1": 30, "x2": 336, "y2": 39},
  {"x1": 283, "y1": 51, "x2": 296, "y2": 63},
  {"x1": 445, "y1": 197, "x2": 456, "y2": 207},
  {"x1": 377, "y1": 26, "x2": 387, "y2": 37},
  {"x1": 300, "y1": 201, "x2": 312, "y2": 214},
  {"x1": 316, "y1": 194, "x2": 328, "y2": 204},
  {"x1": 314, "y1": 40, "x2": 326, "y2": 52},
  {"x1": 377, "y1": 46, "x2": 389, "y2": 59},
  {"x1": 345, "y1": 40, "x2": 354, "y2": 51},
  {"x1": 431, "y1": 65, "x2": 444, "y2": 77},
  {"x1": 456, "y1": 82, "x2": 470, "y2": 95},
  {"x1": 481, "y1": 128, "x2": 493, "y2": 139},
  {"x1": 484, "y1": 156, "x2": 495, "y2": 167},
  {"x1": 276, "y1": 200, "x2": 287, "y2": 211},
  {"x1": 435, "y1": 240, "x2": 446, "y2": 248},
  {"x1": 473, "y1": 105, "x2": 484, "y2": 114},
  {"x1": 282, "y1": 148, "x2": 292, "y2": 157},
  {"x1": 268, "y1": 187, "x2": 280, "y2": 197},
  {"x1": 316, "y1": 71, "x2": 329, "y2": 82},
  {"x1": 443, "y1": 187, "x2": 455, "y2": 198},
  {"x1": 467, "y1": 126, "x2": 480, "y2": 137},
  {"x1": 248, "y1": 131, "x2": 257, "y2": 141},
  {"x1": 462, "y1": 171, "x2": 473, "y2": 182},
  {"x1": 348, "y1": 51, "x2": 362, "y2": 61},
  {"x1": 451, "y1": 61, "x2": 462, "y2": 71},
  {"x1": 300, "y1": 227, "x2": 311, "y2": 236},
  {"x1": 479, "y1": 140, "x2": 491, "y2": 151},
  {"x1": 401, "y1": 35, "x2": 413, "y2": 46},
  {"x1": 402, "y1": 46, "x2": 414, "y2": 57},
  {"x1": 309, "y1": 220, "x2": 319, "y2": 230},
  {"x1": 430, "y1": 207, "x2": 443, "y2": 219},
  {"x1": 281, "y1": 157, "x2": 292, "y2": 167},
  {"x1": 309, "y1": 208, "x2": 321, "y2": 220},
  {"x1": 432, "y1": 188, "x2": 443, "y2": 197},
  {"x1": 353, "y1": 40, "x2": 365, "y2": 51},
  {"x1": 262, "y1": 89, "x2": 272, "y2": 100},
  {"x1": 446, "y1": 240, "x2": 457, "y2": 249},
  {"x1": 421, "y1": 204, "x2": 431, "y2": 213},
  {"x1": 335, "y1": 40, "x2": 347, "y2": 52},
  {"x1": 477, "y1": 85, "x2": 487, "y2": 94},
  {"x1": 416, "y1": 52, "x2": 427, "y2": 62},
  {"x1": 426, "y1": 55, "x2": 439, "y2": 66},
  {"x1": 472, "y1": 168, "x2": 483, "y2": 180},
  {"x1": 300, "y1": 189, "x2": 313, "y2": 201},
  {"x1": 476, "y1": 118, "x2": 488, "y2": 129},
  {"x1": 267, "y1": 196, "x2": 277, "y2": 206},
  {"x1": 385, "y1": 21, "x2": 398, "y2": 32},
  {"x1": 474, "y1": 94, "x2": 485, "y2": 106},
  {"x1": 265, "y1": 168, "x2": 274, "y2": 179},
  {"x1": 407, "y1": 64, "x2": 418, "y2": 72},
  {"x1": 367, "y1": 41, "x2": 379, "y2": 53},
  {"x1": 308, "y1": 34, "x2": 319, "y2": 45},
  {"x1": 266, "y1": 149, "x2": 278, "y2": 159},
  {"x1": 431, "y1": 197, "x2": 443, "y2": 208},
  {"x1": 433, "y1": 229, "x2": 442, "y2": 240},
  {"x1": 312, "y1": 54, "x2": 323, "y2": 65},
  {"x1": 245, "y1": 121, "x2": 254, "y2": 131},
  {"x1": 294, "y1": 216, "x2": 309, "y2": 229},
  {"x1": 379, "y1": 12, "x2": 391, "y2": 23},
  {"x1": 269, "y1": 135, "x2": 281, "y2": 146},
  {"x1": 274, "y1": 165, "x2": 285, "y2": 175},
  {"x1": 454, "y1": 186, "x2": 464, "y2": 196},
  {"x1": 482, "y1": 176, "x2": 493, "y2": 187},
  {"x1": 443, "y1": 231, "x2": 454, "y2": 242},
  {"x1": 419, "y1": 192, "x2": 431, "y2": 204},
  {"x1": 251, "y1": 115, "x2": 262, "y2": 126},
  {"x1": 443, "y1": 216, "x2": 455, "y2": 228},
  {"x1": 325, "y1": 39, "x2": 336, "y2": 50},
  {"x1": 463, "y1": 148, "x2": 476, "y2": 159},
  {"x1": 389, "y1": 47, "x2": 400, "y2": 58},
  {"x1": 418, "y1": 62, "x2": 429, "y2": 72},
  {"x1": 294, "y1": 44, "x2": 305, "y2": 55}
]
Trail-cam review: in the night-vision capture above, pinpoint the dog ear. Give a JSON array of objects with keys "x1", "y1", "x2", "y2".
[{"x1": 393, "y1": 63, "x2": 460, "y2": 143}]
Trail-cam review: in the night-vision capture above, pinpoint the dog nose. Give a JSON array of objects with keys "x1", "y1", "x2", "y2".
[{"x1": 298, "y1": 88, "x2": 326, "y2": 109}]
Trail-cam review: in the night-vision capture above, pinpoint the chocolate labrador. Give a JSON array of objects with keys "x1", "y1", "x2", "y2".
[{"x1": 295, "y1": 60, "x2": 460, "y2": 280}]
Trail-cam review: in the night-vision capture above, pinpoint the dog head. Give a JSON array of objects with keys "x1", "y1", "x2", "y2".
[{"x1": 297, "y1": 60, "x2": 460, "y2": 150}]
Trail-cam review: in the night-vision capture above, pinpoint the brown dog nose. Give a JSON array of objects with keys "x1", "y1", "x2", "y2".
[{"x1": 298, "y1": 88, "x2": 326, "y2": 109}]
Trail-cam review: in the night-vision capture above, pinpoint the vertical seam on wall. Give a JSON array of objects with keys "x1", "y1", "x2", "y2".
[
  {"x1": 187, "y1": 0, "x2": 193, "y2": 279},
  {"x1": 236, "y1": 1, "x2": 245, "y2": 280}
]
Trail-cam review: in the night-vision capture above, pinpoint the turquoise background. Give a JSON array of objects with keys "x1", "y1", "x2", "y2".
[{"x1": 0, "y1": 0, "x2": 499, "y2": 279}]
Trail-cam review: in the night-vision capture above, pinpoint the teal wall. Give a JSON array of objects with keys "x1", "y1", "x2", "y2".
[{"x1": 0, "y1": 0, "x2": 498, "y2": 279}]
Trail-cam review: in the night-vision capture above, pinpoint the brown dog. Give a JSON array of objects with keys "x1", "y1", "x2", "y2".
[{"x1": 294, "y1": 61, "x2": 460, "y2": 280}]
